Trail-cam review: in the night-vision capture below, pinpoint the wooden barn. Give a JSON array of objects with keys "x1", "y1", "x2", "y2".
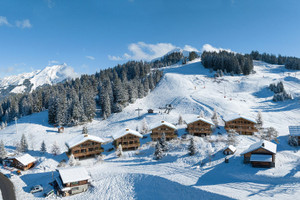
[
  {"x1": 65, "y1": 134, "x2": 105, "y2": 159},
  {"x1": 186, "y1": 116, "x2": 214, "y2": 137},
  {"x1": 147, "y1": 109, "x2": 154, "y2": 114},
  {"x1": 241, "y1": 140, "x2": 277, "y2": 168},
  {"x1": 56, "y1": 167, "x2": 90, "y2": 197},
  {"x1": 223, "y1": 114, "x2": 258, "y2": 135},
  {"x1": 289, "y1": 126, "x2": 300, "y2": 145},
  {"x1": 150, "y1": 120, "x2": 177, "y2": 141},
  {"x1": 223, "y1": 145, "x2": 236, "y2": 155},
  {"x1": 12, "y1": 154, "x2": 36, "y2": 170},
  {"x1": 112, "y1": 128, "x2": 143, "y2": 151}
]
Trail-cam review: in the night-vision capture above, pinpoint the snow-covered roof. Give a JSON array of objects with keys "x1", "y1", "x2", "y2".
[
  {"x1": 66, "y1": 134, "x2": 105, "y2": 149},
  {"x1": 225, "y1": 145, "x2": 236, "y2": 153},
  {"x1": 186, "y1": 117, "x2": 214, "y2": 126},
  {"x1": 112, "y1": 128, "x2": 143, "y2": 140},
  {"x1": 241, "y1": 140, "x2": 277, "y2": 155},
  {"x1": 223, "y1": 114, "x2": 256, "y2": 123},
  {"x1": 250, "y1": 154, "x2": 272, "y2": 162},
  {"x1": 58, "y1": 167, "x2": 90, "y2": 184},
  {"x1": 150, "y1": 120, "x2": 177, "y2": 130},
  {"x1": 289, "y1": 126, "x2": 300, "y2": 136},
  {"x1": 15, "y1": 154, "x2": 36, "y2": 166}
]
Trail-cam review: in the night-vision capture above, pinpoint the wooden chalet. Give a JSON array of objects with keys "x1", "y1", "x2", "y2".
[
  {"x1": 186, "y1": 116, "x2": 214, "y2": 137},
  {"x1": 289, "y1": 126, "x2": 300, "y2": 145},
  {"x1": 148, "y1": 109, "x2": 154, "y2": 114},
  {"x1": 241, "y1": 140, "x2": 277, "y2": 168},
  {"x1": 65, "y1": 134, "x2": 104, "y2": 159},
  {"x1": 223, "y1": 145, "x2": 236, "y2": 155},
  {"x1": 58, "y1": 126, "x2": 65, "y2": 133},
  {"x1": 112, "y1": 128, "x2": 143, "y2": 151},
  {"x1": 223, "y1": 114, "x2": 258, "y2": 135},
  {"x1": 56, "y1": 167, "x2": 90, "y2": 197},
  {"x1": 12, "y1": 154, "x2": 36, "y2": 170},
  {"x1": 150, "y1": 120, "x2": 177, "y2": 141}
]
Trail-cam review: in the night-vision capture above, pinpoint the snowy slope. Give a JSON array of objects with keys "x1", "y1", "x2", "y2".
[
  {"x1": 1, "y1": 59, "x2": 300, "y2": 199},
  {"x1": 0, "y1": 64, "x2": 78, "y2": 95}
]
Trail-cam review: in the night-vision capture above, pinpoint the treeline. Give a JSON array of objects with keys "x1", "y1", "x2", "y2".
[
  {"x1": 0, "y1": 61, "x2": 163, "y2": 127},
  {"x1": 269, "y1": 81, "x2": 292, "y2": 102},
  {"x1": 201, "y1": 51, "x2": 253, "y2": 75},
  {"x1": 151, "y1": 52, "x2": 184, "y2": 68},
  {"x1": 250, "y1": 51, "x2": 300, "y2": 70}
]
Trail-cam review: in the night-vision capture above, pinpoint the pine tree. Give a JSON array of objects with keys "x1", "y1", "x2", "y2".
[
  {"x1": 0, "y1": 140, "x2": 7, "y2": 159},
  {"x1": 178, "y1": 115, "x2": 184, "y2": 125},
  {"x1": 160, "y1": 133, "x2": 168, "y2": 152},
  {"x1": 227, "y1": 129, "x2": 237, "y2": 145},
  {"x1": 154, "y1": 141, "x2": 163, "y2": 160},
  {"x1": 40, "y1": 140, "x2": 47, "y2": 154},
  {"x1": 256, "y1": 111, "x2": 263, "y2": 130},
  {"x1": 68, "y1": 154, "x2": 76, "y2": 166},
  {"x1": 140, "y1": 118, "x2": 148, "y2": 135},
  {"x1": 116, "y1": 144, "x2": 123, "y2": 157},
  {"x1": 211, "y1": 109, "x2": 219, "y2": 127},
  {"x1": 51, "y1": 142, "x2": 61, "y2": 155},
  {"x1": 262, "y1": 127, "x2": 278, "y2": 142},
  {"x1": 188, "y1": 137, "x2": 196, "y2": 156},
  {"x1": 20, "y1": 133, "x2": 29, "y2": 153},
  {"x1": 199, "y1": 110, "x2": 204, "y2": 118},
  {"x1": 82, "y1": 126, "x2": 88, "y2": 135}
]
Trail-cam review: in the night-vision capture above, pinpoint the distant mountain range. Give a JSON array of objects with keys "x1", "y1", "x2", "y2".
[{"x1": 0, "y1": 64, "x2": 79, "y2": 97}]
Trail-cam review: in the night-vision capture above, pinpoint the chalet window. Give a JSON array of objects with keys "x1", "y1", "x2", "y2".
[
  {"x1": 129, "y1": 141, "x2": 133, "y2": 144},
  {"x1": 88, "y1": 148, "x2": 94, "y2": 152},
  {"x1": 123, "y1": 142, "x2": 128, "y2": 145},
  {"x1": 95, "y1": 147, "x2": 99, "y2": 150},
  {"x1": 81, "y1": 149, "x2": 86, "y2": 153},
  {"x1": 91, "y1": 142, "x2": 94, "y2": 145},
  {"x1": 71, "y1": 182, "x2": 79, "y2": 186},
  {"x1": 135, "y1": 141, "x2": 138, "y2": 143},
  {"x1": 74, "y1": 150, "x2": 79, "y2": 154}
]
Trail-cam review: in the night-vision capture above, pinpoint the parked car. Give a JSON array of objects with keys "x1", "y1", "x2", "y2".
[
  {"x1": 44, "y1": 189, "x2": 55, "y2": 198},
  {"x1": 30, "y1": 185, "x2": 43, "y2": 193}
]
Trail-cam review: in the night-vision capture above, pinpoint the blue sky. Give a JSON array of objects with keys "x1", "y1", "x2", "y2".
[{"x1": 0, "y1": 0, "x2": 300, "y2": 77}]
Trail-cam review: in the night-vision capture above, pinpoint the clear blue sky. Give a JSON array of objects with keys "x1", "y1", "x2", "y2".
[{"x1": 0, "y1": 0, "x2": 300, "y2": 77}]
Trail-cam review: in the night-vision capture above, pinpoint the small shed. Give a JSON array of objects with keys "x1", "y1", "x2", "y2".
[
  {"x1": 58, "y1": 126, "x2": 65, "y2": 133},
  {"x1": 147, "y1": 109, "x2": 154, "y2": 114},
  {"x1": 12, "y1": 154, "x2": 36, "y2": 170},
  {"x1": 223, "y1": 145, "x2": 236, "y2": 155}
]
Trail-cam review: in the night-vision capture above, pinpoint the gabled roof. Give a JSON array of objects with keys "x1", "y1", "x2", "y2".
[
  {"x1": 225, "y1": 145, "x2": 236, "y2": 153},
  {"x1": 250, "y1": 154, "x2": 272, "y2": 162},
  {"x1": 15, "y1": 154, "x2": 36, "y2": 166},
  {"x1": 66, "y1": 134, "x2": 105, "y2": 149},
  {"x1": 112, "y1": 128, "x2": 143, "y2": 140},
  {"x1": 186, "y1": 117, "x2": 214, "y2": 126},
  {"x1": 223, "y1": 114, "x2": 256, "y2": 123},
  {"x1": 150, "y1": 120, "x2": 177, "y2": 130},
  {"x1": 58, "y1": 167, "x2": 90, "y2": 184},
  {"x1": 289, "y1": 126, "x2": 300, "y2": 136},
  {"x1": 241, "y1": 140, "x2": 277, "y2": 155}
]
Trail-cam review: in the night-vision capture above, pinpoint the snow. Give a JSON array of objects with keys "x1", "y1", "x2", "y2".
[
  {"x1": 66, "y1": 134, "x2": 105, "y2": 149},
  {"x1": 289, "y1": 126, "x2": 300, "y2": 136},
  {"x1": 150, "y1": 120, "x2": 177, "y2": 130},
  {"x1": 0, "y1": 190, "x2": 2, "y2": 200},
  {"x1": 186, "y1": 116, "x2": 214, "y2": 126},
  {"x1": 1, "y1": 60, "x2": 300, "y2": 199},
  {"x1": 112, "y1": 128, "x2": 143, "y2": 140},
  {"x1": 15, "y1": 154, "x2": 36, "y2": 166},
  {"x1": 241, "y1": 140, "x2": 277, "y2": 155},
  {"x1": 58, "y1": 167, "x2": 90, "y2": 184},
  {"x1": 250, "y1": 154, "x2": 273, "y2": 162},
  {"x1": 223, "y1": 114, "x2": 257, "y2": 123}
]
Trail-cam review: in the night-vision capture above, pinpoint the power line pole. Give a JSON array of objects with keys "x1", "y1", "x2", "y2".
[{"x1": 135, "y1": 108, "x2": 143, "y2": 118}]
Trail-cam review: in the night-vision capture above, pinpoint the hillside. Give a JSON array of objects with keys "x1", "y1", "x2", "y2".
[
  {"x1": 0, "y1": 64, "x2": 78, "y2": 97},
  {"x1": 1, "y1": 59, "x2": 300, "y2": 199}
]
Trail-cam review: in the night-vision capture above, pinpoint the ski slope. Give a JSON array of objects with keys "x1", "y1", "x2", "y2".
[{"x1": 1, "y1": 59, "x2": 300, "y2": 199}]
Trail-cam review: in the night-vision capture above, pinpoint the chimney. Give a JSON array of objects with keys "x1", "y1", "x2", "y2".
[
  {"x1": 197, "y1": 116, "x2": 200, "y2": 118},
  {"x1": 126, "y1": 128, "x2": 129, "y2": 131},
  {"x1": 262, "y1": 142, "x2": 264, "y2": 147},
  {"x1": 161, "y1": 120, "x2": 165, "y2": 123},
  {"x1": 84, "y1": 134, "x2": 88, "y2": 137}
]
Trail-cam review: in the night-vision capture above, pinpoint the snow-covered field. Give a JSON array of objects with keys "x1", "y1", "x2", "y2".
[{"x1": 1, "y1": 59, "x2": 300, "y2": 199}]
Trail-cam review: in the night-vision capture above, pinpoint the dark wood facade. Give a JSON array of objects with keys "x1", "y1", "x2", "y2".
[
  {"x1": 68, "y1": 140, "x2": 104, "y2": 159},
  {"x1": 114, "y1": 133, "x2": 141, "y2": 151},
  {"x1": 151, "y1": 125, "x2": 177, "y2": 141},
  {"x1": 225, "y1": 117, "x2": 257, "y2": 135},
  {"x1": 187, "y1": 119, "x2": 213, "y2": 137},
  {"x1": 243, "y1": 148, "x2": 275, "y2": 168}
]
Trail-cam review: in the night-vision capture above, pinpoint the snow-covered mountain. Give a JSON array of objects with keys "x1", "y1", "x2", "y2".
[{"x1": 0, "y1": 64, "x2": 79, "y2": 96}]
